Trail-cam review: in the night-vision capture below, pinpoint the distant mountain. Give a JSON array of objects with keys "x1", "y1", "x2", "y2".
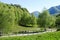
[
  {"x1": 31, "y1": 11, "x2": 40, "y2": 17},
  {"x1": 31, "y1": 5, "x2": 60, "y2": 17},
  {"x1": 48, "y1": 5, "x2": 60, "y2": 14}
]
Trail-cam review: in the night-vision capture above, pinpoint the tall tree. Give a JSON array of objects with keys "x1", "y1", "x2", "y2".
[
  {"x1": 0, "y1": 4, "x2": 15, "y2": 34},
  {"x1": 56, "y1": 16, "x2": 60, "y2": 28},
  {"x1": 30, "y1": 13, "x2": 37, "y2": 27},
  {"x1": 19, "y1": 9, "x2": 31, "y2": 27},
  {"x1": 38, "y1": 10, "x2": 56, "y2": 28}
]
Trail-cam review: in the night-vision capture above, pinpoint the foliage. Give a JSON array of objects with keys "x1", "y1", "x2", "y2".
[
  {"x1": 30, "y1": 13, "x2": 37, "y2": 27},
  {"x1": 38, "y1": 10, "x2": 56, "y2": 28},
  {"x1": 0, "y1": 3, "x2": 15, "y2": 34},
  {"x1": 0, "y1": 2, "x2": 30, "y2": 34},
  {"x1": 56, "y1": 16, "x2": 60, "y2": 28},
  {"x1": 19, "y1": 11, "x2": 31, "y2": 27}
]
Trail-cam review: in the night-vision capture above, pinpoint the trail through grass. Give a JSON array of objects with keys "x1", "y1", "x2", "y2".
[{"x1": 0, "y1": 31, "x2": 60, "y2": 40}]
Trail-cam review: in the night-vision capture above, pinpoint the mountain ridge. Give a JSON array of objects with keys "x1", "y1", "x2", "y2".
[{"x1": 32, "y1": 5, "x2": 60, "y2": 17}]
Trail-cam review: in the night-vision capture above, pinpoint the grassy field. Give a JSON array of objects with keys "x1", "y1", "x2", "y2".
[
  {"x1": 0, "y1": 31, "x2": 60, "y2": 40},
  {"x1": 13, "y1": 25, "x2": 41, "y2": 32}
]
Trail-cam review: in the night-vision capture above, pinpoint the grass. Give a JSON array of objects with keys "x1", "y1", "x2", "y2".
[
  {"x1": 0, "y1": 31, "x2": 60, "y2": 40},
  {"x1": 1, "y1": 25, "x2": 43, "y2": 35},
  {"x1": 18, "y1": 26, "x2": 40, "y2": 31},
  {"x1": 14, "y1": 25, "x2": 41, "y2": 32}
]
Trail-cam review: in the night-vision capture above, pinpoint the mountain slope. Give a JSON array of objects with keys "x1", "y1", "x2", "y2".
[
  {"x1": 31, "y1": 11, "x2": 40, "y2": 17},
  {"x1": 32, "y1": 5, "x2": 60, "y2": 17},
  {"x1": 48, "y1": 5, "x2": 60, "y2": 14}
]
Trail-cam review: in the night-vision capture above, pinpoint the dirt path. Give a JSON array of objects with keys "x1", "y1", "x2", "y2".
[{"x1": 0, "y1": 31, "x2": 55, "y2": 38}]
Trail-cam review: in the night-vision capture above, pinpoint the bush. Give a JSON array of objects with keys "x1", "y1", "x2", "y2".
[{"x1": 57, "y1": 29, "x2": 60, "y2": 31}]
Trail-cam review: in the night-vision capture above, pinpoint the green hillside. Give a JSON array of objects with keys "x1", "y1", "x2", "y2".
[{"x1": 0, "y1": 2, "x2": 38, "y2": 34}]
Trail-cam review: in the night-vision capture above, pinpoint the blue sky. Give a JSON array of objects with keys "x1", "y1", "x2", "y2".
[{"x1": 0, "y1": 0, "x2": 60, "y2": 13}]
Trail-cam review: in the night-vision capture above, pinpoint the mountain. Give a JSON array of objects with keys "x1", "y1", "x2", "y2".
[
  {"x1": 48, "y1": 5, "x2": 60, "y2": 14},
  {"x1": 31, "y1": 11, "x2": 40, "y2": 17},
  {"x1": 31, "y1": 5, "x2": 60, "y2": 17}
]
